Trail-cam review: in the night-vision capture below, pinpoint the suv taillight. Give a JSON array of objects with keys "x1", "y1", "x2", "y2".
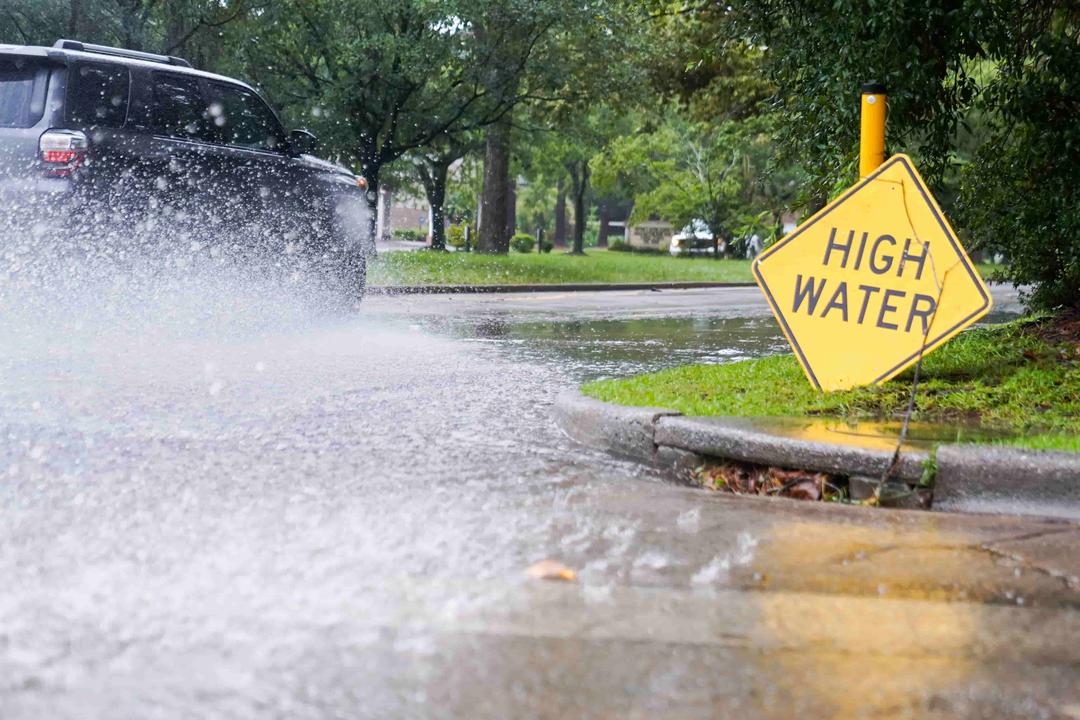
[{"x1": 39, "y1": 130, "x2": 88, "y2": 177}]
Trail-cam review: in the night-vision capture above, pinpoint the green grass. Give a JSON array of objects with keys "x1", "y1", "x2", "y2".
[
  {"x1": 369, "y1": 249, "x2": 754, "y2": 286},
  {"x1": 371, "y1": 249, "x2": 1003, "y2": 288},
  {"x1": 583, "y1": 318, "x2": 1080, "y2": 452}
]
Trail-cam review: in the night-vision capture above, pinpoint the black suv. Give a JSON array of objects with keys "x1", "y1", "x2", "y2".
[{"x1": 0, "y1": 40, "x2": 368, "y2": 291}]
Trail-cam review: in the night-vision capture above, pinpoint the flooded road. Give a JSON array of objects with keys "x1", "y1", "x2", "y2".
[{"x1": 3, "y1": 278, "x2": 1078, "y2": 719}]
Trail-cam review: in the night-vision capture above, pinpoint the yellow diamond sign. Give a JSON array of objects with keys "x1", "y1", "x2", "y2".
[{"x1": 753, "y1": 154, "x2": 991, "y2": 391}]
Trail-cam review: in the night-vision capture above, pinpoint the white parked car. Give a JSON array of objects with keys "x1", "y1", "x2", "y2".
[{"x1": 669, "y1": 221, "x2": 718, "y2": 256}]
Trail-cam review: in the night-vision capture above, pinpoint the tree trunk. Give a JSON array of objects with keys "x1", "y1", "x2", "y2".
[
  {"x1": 569, "y1": 161, "x2": 589, "y2": 255},
  {"x1": 422, "y1": 160, "x2": 450, "y2": 251},
  {"x1": 357, "y1": 141, "x2": 382, "y2": 255},
  {"x1": 68, "y1": 0, "x2": 82, "y2": 36},
  {"x1": 554, "y1": 178, "x2": 567, "y2": 246},
  {"x1": 506, "y1": 177, "x2": 517, "y2": 240},
  {"x1": 363, "y1": 173, "x2": 380, "y2": 256},
  {"x1": 118, "y1": 3, "x2": 147, "y2": 52},
  {"x1": 478, "y1": 114, "x2": 512, "y2": 254},
  {"x1": 164, "y1": 2, "x2": 187, "y2": 57},
  {"x1": 597, "y1": 200, "x2": 610, "y2": 248},
  {"x1": 571, "y1": 193, "x2": 586, "y2": 255}
]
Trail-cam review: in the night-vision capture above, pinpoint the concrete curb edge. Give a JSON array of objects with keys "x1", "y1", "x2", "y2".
[
  {"x1": 553, "y1": 391, "x2": 1080, "y2": 508},
  {"x1": 934, "y1": 445, "x2": 1080, "y2": 507}
]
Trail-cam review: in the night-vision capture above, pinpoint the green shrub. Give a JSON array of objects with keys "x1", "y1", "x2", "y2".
[
  {"x1": 607, "y1": 240, "x2": 666, "y2": 255},
  {"x1": 447, "y1": 225, "x2": 467, "y2": 248},
  {"x1": 510, "y1": 233, "x2": 536, "y2": 253},
  {"x1": 393, "y1": 228, "x2": 425, "y2": 243}
]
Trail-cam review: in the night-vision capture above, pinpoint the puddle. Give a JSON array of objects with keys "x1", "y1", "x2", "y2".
[
  {"x1": 443, "y1": 315, "x2": 790, "y2": 381},
  {"x1": 735, "y1": 416, "x2": 1019, "y2": 453}
]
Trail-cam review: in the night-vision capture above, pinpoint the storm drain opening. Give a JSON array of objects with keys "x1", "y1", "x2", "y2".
[{"x1": 690, "y1": 457, "x2": 933, "y2": 509}]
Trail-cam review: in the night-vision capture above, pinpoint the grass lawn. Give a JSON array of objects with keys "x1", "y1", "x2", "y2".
[
  {"x1": 583, "y1": 316, "x2": 1080, "y2": 452},
  {"x1": 369, "y1": 249, "x2": 754, "y2": 286},
  {"x1": 371, "y1": 248, "x2": 1005, "y2": 288}
]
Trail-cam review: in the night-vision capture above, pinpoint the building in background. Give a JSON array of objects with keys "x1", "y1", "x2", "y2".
[
  {"x1": 375, "y1": 186, "x2": 431, "y2": 242},
  {"x1": 626, "y1": 220, "x2": 674, "y2": 250}
]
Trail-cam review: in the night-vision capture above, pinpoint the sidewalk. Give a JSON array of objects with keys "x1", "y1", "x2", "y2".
[{"x1": 374, "y1": 238, "x2": 428, "y2": 253}]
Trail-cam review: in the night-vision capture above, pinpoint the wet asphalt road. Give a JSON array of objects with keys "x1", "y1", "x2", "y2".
[{"x1": 2, "y1": 279, "x2": 1079, "y2": 719}]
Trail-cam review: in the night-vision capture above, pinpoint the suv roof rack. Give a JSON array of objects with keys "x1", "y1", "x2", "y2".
[{"x1": 52, "y1": 39, "x2": 193, "y2": 69}]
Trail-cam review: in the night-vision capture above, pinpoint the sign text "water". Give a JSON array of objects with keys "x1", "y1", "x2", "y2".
[{"x1": 791, "y1": 227, "x2": 937, "y2": 335}]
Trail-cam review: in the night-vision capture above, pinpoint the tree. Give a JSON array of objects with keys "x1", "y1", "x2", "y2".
[
  {"x1": 478, "y1": 113, "x2": 515, "y2": 253},
  {"x1": 518, "y1": 121, "x2": 602, "y2": 255},
  {"x1": 661, "y1": 0, "x2": 1079, "y2": 307},
  {"x1": 410, "y1": 132, "x2": 482, "y2": 251},
  {"x1": 472, "y1": 0, "x2": 647, "y2": 253},
  {"x1": 594, "y1": 115, "x2": 784, "y2": 257},
  {"x1": 470, "y1": 4, "x2": 545, "y2": 253},
  {"x1": 547, "y1": 107, "x2": 636, "y2": 254},
  {"x1": 2, "y1": 0, "x2": 249, "y2": 62},
  {"x1": 461, "y1": 0, "x2": 599, "y2": 254},
  {"x1": 241, "y1": 0, "x2": 541, "y2": 248},
  {"x1": 958, "y1": 4, "x2": 1078, "y2": 309},
  {"x1": 553, "y1": 178, "x2": 568, "y2": 246}
]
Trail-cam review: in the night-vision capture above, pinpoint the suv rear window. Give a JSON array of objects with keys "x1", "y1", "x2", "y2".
[
  {"x1": 68, "y1": 62, "x2": 130, "y2": 128},
  {"x1": 146, "y1": 72, "x2": 213, "y2": 141},
  {"x1": 0, "y1": 57, "x2": 49, "y2": 128}
]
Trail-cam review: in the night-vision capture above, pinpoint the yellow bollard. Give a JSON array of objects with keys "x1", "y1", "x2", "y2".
[{"x1": 859, "y1": 82, "x2": 887, "y2": 178}]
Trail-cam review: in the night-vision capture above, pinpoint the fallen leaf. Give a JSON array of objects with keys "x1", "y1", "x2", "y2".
[
  {"x1": 694, "y1": 461, "x2": 842, "y2": 502},
  {"x1": 526, "y1": 559, "x2": 577, "y2": 582},
  {"x1": 786, "y1": 479, "x2": 822, "y2": 501}
]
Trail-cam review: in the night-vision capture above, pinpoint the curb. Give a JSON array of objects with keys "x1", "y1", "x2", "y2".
[
  {"x1": 654, "y1": 415, "x2": 928, "y2": 481},
  {"x1": 369, "y1": 281, "x2": 758, "y2": 295},
  {"x1": 554, "y1": 391, "x2": 1080, "y2": 514},
  {"x1": 934, "y1": 445, "x2": 1080, "y2": 510},
  {"x1": 551, "y1": 392, "x2": 680, "y2": 465},
  {"x1": 553, "y1": 392, "x2": 925, "y2": 482}
]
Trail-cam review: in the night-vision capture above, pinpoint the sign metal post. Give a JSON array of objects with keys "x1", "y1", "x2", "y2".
[{"x1": 860, "y1": 83, "x2": 887, "y2": 179}]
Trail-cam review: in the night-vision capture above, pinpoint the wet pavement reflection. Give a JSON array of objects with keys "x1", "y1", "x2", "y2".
[
  {"x1": 728, "y1": 415, "x2": 1015, "y2": 452},
  {"x1": 456, "y1": 314, "x2": 790, "y2": 381},
  {"x1": 2, "y1": 279, "x2": 1077, "y2": 719}
]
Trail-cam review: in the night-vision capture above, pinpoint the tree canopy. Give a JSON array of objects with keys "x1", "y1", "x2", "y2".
[
  {"x1": 659, "y1": 0, "x2": 1078, "y2": 306},
  {"x1": 2, "y1": 0, "x2": 1076, "y2": 306}
]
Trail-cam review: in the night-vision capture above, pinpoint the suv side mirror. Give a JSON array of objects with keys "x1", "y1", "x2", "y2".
[{"x1": 289, "y1": 129, "x2": 318, "y2": 155}]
